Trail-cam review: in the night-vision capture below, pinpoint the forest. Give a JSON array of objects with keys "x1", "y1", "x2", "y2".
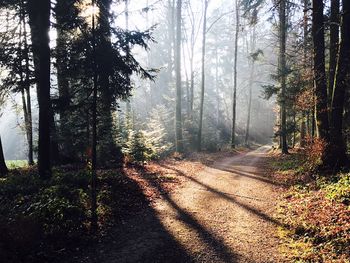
[{"x1": 0, "y1": 0, "x2": 349, "y2": 262}]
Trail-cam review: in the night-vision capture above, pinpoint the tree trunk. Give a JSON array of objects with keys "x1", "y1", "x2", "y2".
[
  {"x1": 312, "y1": 0, "x2": 330, "y2": 141},
  {"x1": 24, "y1": 64, "x2": 34, "y2": 165},
  {"x1": 97, "y1": 0, "x2": 117, "y2": 164},
  {"x1": 19, "y1": 4, "x2": 34, "y2": 166},
  {"x1": 190, "y1": 49, "x2": 194, "y2": 119},
  {"x1": 215, "y1": 46, "x2": 220, "y2": 144},
  {"x1": 245, "y1": 26, "x2": 256, "y2": 147},
  {"x1": 23, "y1": 9, "x2": 34, "y2": 166},
  {"x1": 328, "y1": 0, "x2": 339, "y2": 107},
  {"x1": 0, "y1": 135, "x2": 8, "y2": 177},
  {"x1": 311, "y1": 106, "x2": 316, "y2": 139},
  {"x1": 56, "y1": 0, "x2": 72, "y2": 161},
  {"x1": 182, "y1": 36, "x2": 190, "y2": 119},
  {"x1": 188, "y1": 2, "x2": 196, "y2": 120},
  {"x1": 20, "y1": 89, "x2": 30, "y2": 157},
  {"x1": 125, "y1": 0, "x2": 132, "y2": 133},
  {"x1": 197, "y1": 0, "x2": 209, "y2": 151},
  {"x1": 50, "y1": 107, "x2": 60, "y2": 164},
  {"x1": 300, "y1": 0, "x2": 309, "y2": 147},
  {"x1": 175, "y1": 0, "x2": 183, "y2": 152},
  {"x1": 279, "y1": 0, "x2": 288, "y2": 154},
  {"x1": 330, "y1": 0, "x2": 350, "y2": 168},
  {"x1": 166, "y1": 0, "x2": 175, "y2": 99},
  {"x1": 306, "y1": 111, "x2": 310, "y2": 136},
  {"x1": 292, "y1": 111, "x2": 296, "y2": 148},
  {"x1": 231, "y1": 0, "x2": 239, "y2": 149},
  {"x1": 27, "y1": 0, "x2": 52, "y2": 179},
  {"x1": 91, "y1": 0, "x2": 98, "y2": 233}
]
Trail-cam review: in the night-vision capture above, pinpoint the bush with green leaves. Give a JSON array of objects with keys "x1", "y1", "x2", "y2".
[
  {"x1": 325, "y1": 174, "x2": 350, "y2": 204},
  {"x1": 127, "y1": 130, "x2": 155, "y2": 164}
]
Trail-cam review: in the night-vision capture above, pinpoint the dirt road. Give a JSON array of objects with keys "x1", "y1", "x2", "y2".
[{"x1": 81, "y1": 146, "x2": 284, "y2": 263}]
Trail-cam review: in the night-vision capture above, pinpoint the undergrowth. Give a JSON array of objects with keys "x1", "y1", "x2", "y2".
[
  {"x1": 271, "y1": 144, "x2": 350, "y2": 262},
  {"x1": 0, "y1": 167, "x2": 149, "y2": 263}
]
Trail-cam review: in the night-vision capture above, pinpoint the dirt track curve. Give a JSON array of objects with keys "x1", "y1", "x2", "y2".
[{"x1": 78, "y1": 146, "x2": 285, "y2": 263}]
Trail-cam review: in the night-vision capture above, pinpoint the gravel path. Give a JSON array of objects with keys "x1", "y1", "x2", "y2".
[{"x1": 81, "y1": 146, "x2": 285, "y2": 263}]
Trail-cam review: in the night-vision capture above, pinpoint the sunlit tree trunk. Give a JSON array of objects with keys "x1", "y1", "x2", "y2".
[
  {"x1": 215, "y1": 46, "x2": 220, "y2": 144},
  {"x1": 311, "y1": 106, "x2": 316, "y2": 138},
  {"x1": 186, "y1": 1, "x2": 198, "y2": 120},
  {"x1": 279, "y1": 0, "x2": 288, "y2": 154},
  {"x1": 197, "y1": 0, "x2": 209, "y2": 151},
  {"x1": 20, "y1": 88, "x2": 30, "y2": 153},
  {"x1": 292, "y1": 111, "x2": 296, "y2": 148},
  {"x1": 189, "y1": 40, "x2": 195, "y2": 120},
  {"x1": 49, "y1": 106, "x2": 60, "y2": 164},
  {"x1": 245, "y1": 26, "x2": 256, "y2": 147},
  {"x1": 182, "y1": 44, "x2": 190, "y2": 119},
  {"x1": 231, "y1": 0, "x2": 239, "y2": 149},
  {"x1": 166, "y1": 0, "x2": 175, "y2": 98},
  {"x1": 175, "y1": 0, "x2": 183, "y2": 152},
  {"x1": 328, "y1": 0, "x2": 339, "y2": 108},
  {"x1": 27, "y1": 0, "x2": 52, "y2": 179},
  {"x1": 24, "y1": 38, "x2": 33, "y2": 166}
]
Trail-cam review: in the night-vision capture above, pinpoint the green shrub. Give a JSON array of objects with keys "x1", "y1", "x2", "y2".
[
  {"x1": 126, "y1": 130, "x2": 156, "y2": 164},
  {"x1": 325, "y1": 174, "x2": 350, "y2": 204},
  {"x1": 28, "y1": 184, "x2": 89, "y2": 237},
  {"x1": 0, "y1": 169, "x2": 91, "y2": 260}
]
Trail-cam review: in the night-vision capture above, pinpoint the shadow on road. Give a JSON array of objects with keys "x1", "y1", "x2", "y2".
[
  {"x1": 141, "y1": 169, "x2": 240, "y2": 263},
  {"x1": 160, "y1": 164, "x2": 285, "y2": 228},
  {"x1": 61, "y1": 172, "x2": 196, "y2": 263},
  {"x1": 65, "y1": 150, "x2": 280, "y2": 263}
]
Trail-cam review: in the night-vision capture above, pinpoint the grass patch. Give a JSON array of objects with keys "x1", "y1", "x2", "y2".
[
  {"x1": 5, "y1": 160, "x2": 29, "y2": 168},
  {"x1": 271, "y1": 155, "x2": 301, "y2": 172}
]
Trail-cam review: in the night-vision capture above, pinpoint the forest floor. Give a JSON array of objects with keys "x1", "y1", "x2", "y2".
[{"x1": 71, "y1": 146, "x2": 286, "y2": 263}]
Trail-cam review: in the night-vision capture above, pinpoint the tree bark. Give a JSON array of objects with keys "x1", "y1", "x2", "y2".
[
  {"x1": 330, "y1": 0, "x2": 350, "y2": 168},
  {"x1": 245, "y1": 26, "x2": 256, "y2": 147},
  {"x1": 166, "y1": 0, "x2": 175, "y2": 99},
  {"x1": 300, "y1": 0, "x2": 309, "y2": 147},
  {"x1": 91, "y1": 0, "x2": 98, "y2": 233},
  {"x1": 187, "y1": 1, "x2": 197, "y2": 120},
  {"x1": 215, "y1": 46, "x2": 220, "y2": 144},
  {"x1": 175, "y1": 0, "x2": 183, "y2": 152},
  {"x1": 231, "y1": 0, "x2": 239, "y2": 149},
  {"x1": 312, "y1": 0, "x2": 330, "y2": 141},
  {"x1": 19, "y1": 3, "x2": 34, "y2": 165},
  {"x1": 56, "y1": 0, "x2": 72, "y2": 161},
  {"x1": 279, "y1": 0, "x2": 288, "y2": 154},
  {"x1": 97, "y1": 0, "x2": 117, "y2": 164},
  {"x1": 197, "y1": 0, "x2": 209, "y2": 151},
  {"x1": 0, "y1": 135, "x2": 8, "y2": 177},
  {"x1": 328, "y1": 0, "x2": 339, "y2": 107},
  {"x1": 125, "y1": 0, "x2": 132, "y2": 132},
  {"x1": 27, "y1": 0, "x2": 52, "y2": 179},
  {"x1": 24, "y1": 52, "x2": 34, "y2": 165}
]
